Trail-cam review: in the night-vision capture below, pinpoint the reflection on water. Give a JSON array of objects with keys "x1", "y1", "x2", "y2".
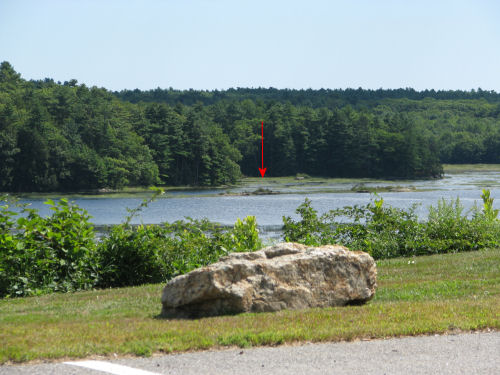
[{"x1": 11, "y1": 172, "x2": 500, "y2": 240}]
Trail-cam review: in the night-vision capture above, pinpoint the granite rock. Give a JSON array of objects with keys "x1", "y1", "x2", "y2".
[{"x1": 161, "y1": 242, "x2": 377, "y2": 318}]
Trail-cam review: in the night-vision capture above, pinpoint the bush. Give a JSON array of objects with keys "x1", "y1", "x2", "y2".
[
  {"x1": 223, "y1": 216, "x2": 262, "y2": 253},
  {"x1": 3, "y1": 187, "x2": 498, "y2": 297},
  {"x1": 95, "y1": 224, "x2": 168, "y2": 287},
  {"x1": 419, "y1": 191, "x2": 500, "y2": 254},
  {"x1": 96, "y1": 188, "x2": 262, "y2": 288},
  {"x1": 96, "y1": 215, "x2": 262, "y2": 288},
  {"x1": 283, "y1": 191, "x2": 500, "y2": 259},
  {"x1": 283, "y1": 196, "x2": 422, "y2": 258},
  {"x1": 1, "y1": 188, "x2": 264, "y2": 296},
  {"x1": 0, "y1": 196, "x2": 98, "y2": 297}
]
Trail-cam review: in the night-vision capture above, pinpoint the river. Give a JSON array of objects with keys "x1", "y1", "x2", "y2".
[{"x1": 9, "y1": 169, "x2": 500, "y2": 240}]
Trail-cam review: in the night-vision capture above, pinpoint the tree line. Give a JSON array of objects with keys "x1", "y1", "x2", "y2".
[
  {"x1": 115, "y1": 86, "x2": 500, "y2": 107},
  {"x1": 3, "y1": 61, "x2": 500, "y2": 192}
]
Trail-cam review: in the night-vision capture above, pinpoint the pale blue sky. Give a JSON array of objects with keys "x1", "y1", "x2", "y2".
[{"x1": 1, "y1": 0, "x2": 499, "y2": 91}]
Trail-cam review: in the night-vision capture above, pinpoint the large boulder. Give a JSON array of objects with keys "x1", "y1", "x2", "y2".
[{"x1": 161, "y1": 242, "x2": 377, "y2": 318}]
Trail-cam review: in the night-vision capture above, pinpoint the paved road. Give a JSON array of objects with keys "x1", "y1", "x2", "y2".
[{"x1": 1, "y1": 332, "x2": 499, "y2": 375}]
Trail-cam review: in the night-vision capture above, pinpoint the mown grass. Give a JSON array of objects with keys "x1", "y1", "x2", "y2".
[{"x1": 0, "y1": 248, "x2": 499, "y2": 364}]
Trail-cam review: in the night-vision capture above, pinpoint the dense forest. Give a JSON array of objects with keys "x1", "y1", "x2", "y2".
[
  {"x1": 116, "y1": 86, "x2": 500, "y2": 107},
  {"x1": 1, "y1": 61, "x2": 500, "y2": 192}
]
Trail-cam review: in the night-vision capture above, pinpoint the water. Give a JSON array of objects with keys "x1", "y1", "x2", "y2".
[{"x1": 9, "y1": 171, "x2": 500, "y2": 240}]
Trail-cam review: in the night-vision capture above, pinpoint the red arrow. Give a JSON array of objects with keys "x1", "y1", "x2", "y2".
[{"x1": 258, "y1": 121, "x2": 267, "y2": 177}]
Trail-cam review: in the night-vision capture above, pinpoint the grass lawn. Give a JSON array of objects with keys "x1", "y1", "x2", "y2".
[{"x1": 1, "y1": 248, "x2": 499, "y2": 364}]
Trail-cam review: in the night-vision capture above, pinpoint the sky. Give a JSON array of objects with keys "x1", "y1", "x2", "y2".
[{"x1": 1, "y1": 0, "x2": 499, "y2": 92}]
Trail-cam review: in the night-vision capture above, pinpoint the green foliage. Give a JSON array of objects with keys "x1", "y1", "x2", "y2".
[
  {"x1": 95, "y1": 224, "x2": 168, "y2": 287},
  {"x1": 1, "y1": 187, "x2": 499, "y2": 298},
  {"x1": 283, "y1": 198, "x2": 325, "y2": 246},
  {"x1": 225, "y1": 216, "x2": 262, "y2": 253},
  {"x1": 4, "y1": 61, "x2": 480, "y2": 194},
  {"x1": 423, "y1": 198, "x2": 473, "y2": 253},
  {"x1": 117, "y1": 85, "x2": 500, "y2": 169},
  {"x1": 5, "y1": 60, "x2": 500, "y2": 191},
  {"x1": 0, "y1": 189, "x2": 263, "y2": 296},
  {"x1": 96, "y1": 187, "x2": 258, "y2": 287},
  {"x1": 0, "y1": 196, "x2": 97, "y2": 297},
  {"x1": 96, "y1": 215, "x2": 262, "y2": 288},
  {"x1": 283, "y1": 190, "x2": 500, "y2": 259},
  {"x1": 480, "y1": 188, "x2": 499, "y2": 220}
]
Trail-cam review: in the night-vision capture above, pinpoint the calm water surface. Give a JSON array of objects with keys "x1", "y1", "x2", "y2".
[{"x1": 13, "y1": 171, "x2": 500, "y2": 238}]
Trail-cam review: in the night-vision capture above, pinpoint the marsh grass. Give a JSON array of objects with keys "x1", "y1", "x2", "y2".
[
  {"x1": 1, "y1": 248, "x2": 498, "y2": 364},
  {"x1": 14, "y1": 166, "x2": 500, "y2": 199},
  {"x1": 241, "y1": 176, "x2": 403, "y2": 186},
  {"x1": 443, "y1": 164, "x2": 500, "y2": 173},
  {"x1": 15, "y1": 185, "x2": 228, "y2": 200}
]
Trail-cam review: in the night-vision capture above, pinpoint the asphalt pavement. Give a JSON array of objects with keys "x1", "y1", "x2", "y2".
[{"x1": 1, "y1": 331, "x2": 498, "y2": 375}]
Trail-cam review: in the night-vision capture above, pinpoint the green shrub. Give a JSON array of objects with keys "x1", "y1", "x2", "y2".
[
  {"x1": 96, "y1": 224, "x2": 168, "y2": 288},
  {"x1": 415, "y1": 194, "x2": 500, "y2": 254},
  {"x1": 1, "y1": 188, "x2": 264, "y2": 295},
  {"x1": 3, "y1": 187, "x2": 498, "y2": 297},
  {"x1": 96, "y1": 186, "x2": 262, "y2": 288},
  {"x1": 96, "y1": 215, "x2": 263, "y2": 288},
  {"x1": 283, "y1": 198, "x2": 325, "y2": 246},
  {"x1": 160, "y1": 219, "x2": 228, "y2": 279},
  {"x1": 224, "y1": 216, "x2": 262, "y2": 253},
  {"x1": 283, "y1": 196, "x2": 421, "y2": 258},
  {"x1": 0, "y1": 196, "x2": 98, "y2": 297},
  {"x1": 283, "y1": 191, "x2": 500, "y2": 259}
]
